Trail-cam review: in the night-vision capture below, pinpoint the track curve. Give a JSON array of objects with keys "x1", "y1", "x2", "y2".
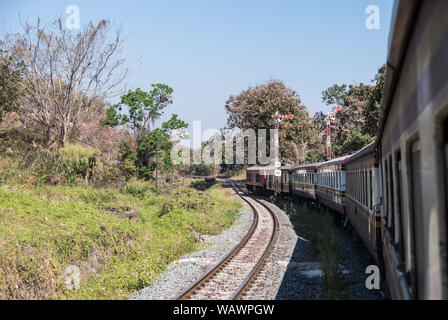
[{"x1": 172, "y1": 180, "x2": 278, "y2": 300}]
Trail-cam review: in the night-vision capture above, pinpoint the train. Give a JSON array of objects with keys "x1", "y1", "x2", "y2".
[{"x1": 246, "y1": 0, "x2": 448, "y2": 300}]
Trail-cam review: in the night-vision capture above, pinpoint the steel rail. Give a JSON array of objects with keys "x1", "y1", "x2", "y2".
[{"x1": 172, "y1": 179, "x2": 278, "y2": 300}]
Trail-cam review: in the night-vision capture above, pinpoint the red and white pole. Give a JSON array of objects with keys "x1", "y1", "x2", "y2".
[{"x1": 326, "y1": 105, "x2": 342, "y2": 161}]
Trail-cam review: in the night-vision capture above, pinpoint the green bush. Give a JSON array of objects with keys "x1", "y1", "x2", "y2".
[
  {"x1": 56, "y1": 144, "x2": 99, "y2": 184},
  {"x1": 120, "y1": 178, "x2": 153, "y2": 199}
]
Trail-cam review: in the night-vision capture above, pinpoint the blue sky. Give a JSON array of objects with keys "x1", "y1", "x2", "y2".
[{"x1": 0, "y1": 0, "x2": 394, "y2": 140}]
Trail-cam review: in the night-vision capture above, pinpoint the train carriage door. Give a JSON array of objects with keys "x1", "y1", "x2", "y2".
[{"x1": 409, "y1": 140, "x2": 424, "y2": 299}]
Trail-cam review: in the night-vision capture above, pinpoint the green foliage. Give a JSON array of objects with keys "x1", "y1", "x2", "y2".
[
  {"x1": 0, "y1": 49, "x2": 24, "y2": 121},
  {"x1": 315, "y1": 64, "x2": 386, "y2": 158},
  {"x1": 363, "y1": 64, "x2": 386, "y2": 136},
  {"x1": 0, "y1": 180, "x2": 241, "y2": 299},
  {"x1": 161, "y1": 114, "x2": 188, "y2": 134},
  {"x1": 225, "y1": 80, "x2": 315, "y2": 164},
  {"x1": 135, "y1": 114, "x2": 188, "y2": 181},
  {"x1": 101, "y1": 85, "x2": 174, "y2": 137},
  {"x1": 56, "y1": 144, "x2": 99, "y2": 184},
  {"x1": 137, "y1": 129, "x2": 173, "y2": 180},
  {"x1": 321, "y1": 84, "x2": 347, "y2": 107},
  {"x1": 192, "y1": 163, "x2": 215, "y2": 176},
  {"x1": 334, "y1": 130, "x2": 374, "y2": 156},
  {"x1": 120, "y1": 178, "x2": 153, "y2": 199}
]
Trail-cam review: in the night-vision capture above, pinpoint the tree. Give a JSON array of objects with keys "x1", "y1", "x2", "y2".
[
  {"x1": 101, "y1": 84, "x2": 173, "y2": 142},
  {"x1": 225, "y1": 80, "x2": 315, "y2": 165},
  {"x1": 321, "y1": 84, "x2": 347, "y2": 107},
  {"x1": 363, "y1": 64, "x2": 386, "y2": 136},
  {"x1": 0, "y1": 49, "x2": 24, "y2": 122},
  {"x1": 3, "y1": 18, "x2": 128, "y2": 147},
  {"x1": 321, "y1": 83, "x2": 373, "y2": 157},
  {"x1": 137, "y1": 114, "x2": 188, "y2": 185},
  {"x1": 334, "y1": 129, "x2": 374, "y2": 156}
]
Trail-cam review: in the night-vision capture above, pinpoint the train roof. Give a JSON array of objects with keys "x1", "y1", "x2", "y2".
[
  {"x1": 317, "y1": 154, "x2": 353, "y2": 168},
  {"x1": 246, "y1": 166, "x2": 272, "y2": 172},
  {"x1": 291, "y1": 162, "x2": 320, "y2": 170},
  {"x1": 376, "y1": 0, "x2": 420, "y2": 146},
  {"x1": 344, "y1": 142, "x2": 376, "y2": 164}
]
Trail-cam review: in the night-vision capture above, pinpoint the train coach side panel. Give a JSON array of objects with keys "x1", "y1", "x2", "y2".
[{"x1": 378, "y1": 0, "x2": 448, "y2": 299}]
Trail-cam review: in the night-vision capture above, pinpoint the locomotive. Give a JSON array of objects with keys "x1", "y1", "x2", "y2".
[{"x1": 246, "y1": 0, "x2": 448, "y2": 299}]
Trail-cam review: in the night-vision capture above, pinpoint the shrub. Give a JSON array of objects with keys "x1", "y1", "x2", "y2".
[
  {"x1": 56, "y1": 144, "x2": 99, "y2": 184},
  {"x1": 120, "y1": 178, "x2": 153, "y2": 199}
]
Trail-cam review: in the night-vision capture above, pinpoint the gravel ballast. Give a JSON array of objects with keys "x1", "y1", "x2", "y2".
[
  {"x1": 130, "y1": 199, "x2": 254, "y2": 300},
  {"x1": 130, "y1": 189, "x2": 384, "y2": 300}
]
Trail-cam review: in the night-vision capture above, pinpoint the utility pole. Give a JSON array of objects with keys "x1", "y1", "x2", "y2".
[
  {"x1": 272, "y1": 111, "x2": 294, "y2": 166},
  {"x1": 326, "y1": 105, "x2": 342, "y2": 160}
]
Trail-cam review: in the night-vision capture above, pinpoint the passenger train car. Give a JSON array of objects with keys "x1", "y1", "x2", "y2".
[
  {"x1": 245, "y1": 0, "x2": 448, "y2": 299},
  {"x1": 245, "y1": 166, "x2": 268, "y2": 192},
  {"x1": 344, "y1": 143, "x2": 383, "y2": 265},
  {"x1": 290, "y1": 163, "x2": 319, "y2": 201},
  {"x1": 315, "y1": 156, "x2": 351, "y2": 215},
  {"x1": 376, "y1": 0, "x2": 448, "y2": 300}
]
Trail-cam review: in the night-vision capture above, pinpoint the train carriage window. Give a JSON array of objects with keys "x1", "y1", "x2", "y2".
[
  {"x1": 362, "y1": 171, "x2": 365, "y2": 204},
  {"x1": 395, "y1": 151, "x2": 405, "y2": 262},
  {"x1": 384, "y1": 159, "x2": 389, "y2": 226},
  {"x1": 330, "y1": 172, "x2": 334, "y2": 188},
  {"x1": 366, "y1": 170, "x2": 370, "y2": 209},
  {"x1": 337, "y1": 172, "x2": 339, "y2": 190},
  {"x1": 363, "y1": 171, "x2": 367, "y2": 206},
  {"x1": 409, "y1": 140, "x2": 424, "y2": 299},
  {"x1": 361, "y1": 171, "x2": 364, "y2": 206},
  {"x1": 388, "y1": 156, "x2": 395, "y2": 238},
  {"x1": 370, "y1": 170, "x2": 373, "y2": 210}
]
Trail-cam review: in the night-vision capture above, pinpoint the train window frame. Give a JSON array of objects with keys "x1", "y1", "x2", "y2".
[
  {"x1": 362, "y1": 170, "x2": 365, "y2": 206},
  {"x1": 365, "y1": 170, "x2": 368, "y2": 207},
  {"x1": 388, "y1": 155, "x2": 395, "y2": 238},
  {"x1": 370, "y1": 169, "x2": 373, "y2": 210},
  {"x1": 394, "y1": 149, "x2": 405, "y2": 262},
  {"x1": 443, "y1": 117, "x2": 448, "y2": 298},
  {"x1": 383, "y1": 159, "x2": 389, "y2": 226},
  {"x1": 406, "y1": 137, "x2": 424, "y2": 299}
]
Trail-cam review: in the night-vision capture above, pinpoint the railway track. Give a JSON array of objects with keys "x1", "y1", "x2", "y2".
[{"x1": 173, "y1": 180, "x2": 279, "y2": 300}]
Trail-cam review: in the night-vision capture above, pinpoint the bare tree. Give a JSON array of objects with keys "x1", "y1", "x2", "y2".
[{"x1": 2, "y1": 18, "x2": 128, "y2": 147}]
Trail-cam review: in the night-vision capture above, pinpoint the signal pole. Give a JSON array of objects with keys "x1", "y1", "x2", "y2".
[
  {"x1": 326, "y1": 105, "x2": 342, "y2": 160},
  {"x1": 272, "y1": 111, "x2": 294, "y2": 166}
]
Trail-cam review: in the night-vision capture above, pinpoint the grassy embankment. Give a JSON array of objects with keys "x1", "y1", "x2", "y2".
[
  {"x1": 0, "y1": 163, "x2": 241, "y2": 300},
  {"x1": 270, "y1": 196, "x2": 347, "y2": 299}
]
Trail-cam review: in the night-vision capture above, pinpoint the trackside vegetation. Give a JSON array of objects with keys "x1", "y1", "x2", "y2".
[
  {"x1": 0, "y1": 178, "x2": 241, "y2": 299},
  {"x1": 270, "y1": 197, "x2": 346, "y2": 299}
]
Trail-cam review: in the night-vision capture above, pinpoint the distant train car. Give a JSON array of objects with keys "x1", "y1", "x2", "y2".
[
  {"x1": 376, "y1": 0, "x2": 448, "y2": 299},
  {"x1": 245, "y1": 166, "x2": 268, "y2": 192},
  {"x1": 265, "y1": 166, "x2": 293, "y2": 194},
  {"x1": 315, "y1": 156, "x2": 351, "y2": 215},
  {"x1": 291, "y1": 163, "x2": 319, "y2": 201},
  {"x1": 345, "y1": 142, "x2": 382, "y2": 265},
  {"x1": 278, "y1": 166, "x2": 293, "y2": 194}
]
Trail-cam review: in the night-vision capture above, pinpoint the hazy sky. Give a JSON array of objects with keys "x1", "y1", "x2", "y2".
[{"x1": 0, "y1": 0, "x2": 394, "y2": 142}]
